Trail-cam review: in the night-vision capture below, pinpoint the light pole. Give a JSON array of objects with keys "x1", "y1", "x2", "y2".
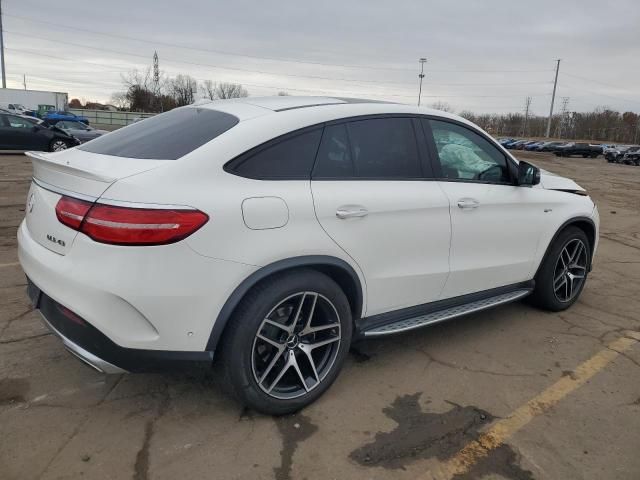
[
  {"x1": 417, "y1": 58, "x2": 427, "y2": 106},
  {"x1": 0, "y1": 0, "x2": 6, "y2": 88}
]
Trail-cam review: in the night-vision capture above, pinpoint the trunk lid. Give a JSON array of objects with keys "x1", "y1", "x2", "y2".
[{"x1": 25, "y1": 149, "x2": 166, "y2": 255}]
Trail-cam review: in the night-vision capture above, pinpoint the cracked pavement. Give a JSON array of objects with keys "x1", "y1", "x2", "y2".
[{"x1": 1, "y1": 151, "x2": 639, "y2": 479}]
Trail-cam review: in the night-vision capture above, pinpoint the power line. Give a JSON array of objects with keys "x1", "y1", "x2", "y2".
[
  {"x1": 560, "y1": 71, "x2": 636, "y2": 94},
  {"x1": 560, "y1": 82, "x2": 640, "y2": 106},
  {"x1": 4, "y1": 30, "x2": 555, "y2": 91},
  {"x1": 3, "y1": 11, "x2": 420, "y2": 73},
  {"x1": 5, "y1": 47, "x2": 140, "y2": 71},
  {"x1": 3, "y1": 11, "x2": 557, "y2": 75}
]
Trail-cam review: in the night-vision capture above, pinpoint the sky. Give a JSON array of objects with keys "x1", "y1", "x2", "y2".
[{"x1": 3, "y1": 0, "x2": 640, "y2": 115}]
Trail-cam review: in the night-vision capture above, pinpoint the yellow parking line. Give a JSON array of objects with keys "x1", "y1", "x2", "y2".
[
  {"x1": 422, "y1": 330, "x2": 640, "y2": 480},
  {"x1": 0, "y1": 262, "x2": 20, "y2": 269}
]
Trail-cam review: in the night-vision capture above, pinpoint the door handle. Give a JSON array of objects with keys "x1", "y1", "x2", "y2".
[
  {"x1": 336, "y1": 205, "x2": 369, "y2": 219},
  {"x1": 457, "y1": 198, "x2": 480, "y2": 209}
]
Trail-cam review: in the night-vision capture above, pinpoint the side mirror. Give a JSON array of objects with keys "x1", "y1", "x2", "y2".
[{"x1": 517, "y1": 161, "x2": 541, "y2": 186}]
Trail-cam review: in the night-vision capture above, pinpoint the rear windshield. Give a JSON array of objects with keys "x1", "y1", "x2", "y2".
[{"x1": 79, "y1": 107, "x2": 238, "y2": 160}]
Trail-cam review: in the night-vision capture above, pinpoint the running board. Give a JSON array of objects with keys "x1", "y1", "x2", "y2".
[{"x1": 363, "y1": 289, "x2": 531, "y2": 337}]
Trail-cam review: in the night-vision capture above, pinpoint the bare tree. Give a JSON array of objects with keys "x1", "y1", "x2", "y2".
[
  {"x1": 277, "y1": 91, "x2": 290, "y2": 96},
  {"x1": 429, "y1": 101, "x2": 454, "y2": 113},
  {"x1": 109, "y1": 92, "x2": 129, "y2": 110},
  {"x1": 169, "y1": 75, "x2": 198, "y2": 106},
  {"x1": 200, "y1": 80, "x2": 216, "y2": 100},
  {"x1": 215, "y1": 82, "x2": 248, "y2": 99}
]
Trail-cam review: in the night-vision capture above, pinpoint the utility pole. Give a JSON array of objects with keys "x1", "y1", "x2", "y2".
[
  {"x1": 153, "y1": 51, "x2": 160, "y2": 112},
  {"x1": 417, "y1": 58, "x2": 426, "y2": 106},
  {"x1": 23, "y1": 74, "x2": 26, "y2": 90},
  {"x1": 558, "y1": 97, "x2": 569, "y2": 137},
  {"x1": 522, "y1": 96, "x2": 532, "y2": 136},
  {"x1": 546, "y1": 59, "x2": 561, "y2": 138},
  {"x1": 0, "y1": 0, "x2": 6, "y2": 88}
]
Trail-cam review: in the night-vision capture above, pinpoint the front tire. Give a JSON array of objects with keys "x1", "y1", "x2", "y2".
[
  {"x1": 220, "y1": 270, "x2": 352, "y2": 415},
  {"x1": 529, "y1": 226, "x2": 590, "y2": 311},
  {"x1": 49, "y1": 139, "x2": 70, "y2": 152}
]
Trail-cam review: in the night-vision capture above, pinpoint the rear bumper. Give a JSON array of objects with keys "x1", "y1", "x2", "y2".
[
  {"x1": 18, "y1": 219, "x2": 257, "y2": 352},
  {"x1": 29, "y1": 278, "x2": 213, "y2": 373}
]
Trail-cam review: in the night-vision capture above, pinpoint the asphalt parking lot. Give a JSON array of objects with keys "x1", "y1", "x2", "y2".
[{"x1": 1, "y1": 151, "x2": 639, "y2": 480}]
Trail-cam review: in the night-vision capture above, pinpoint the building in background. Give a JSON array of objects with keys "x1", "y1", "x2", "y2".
[{"x1": 0, "y1": 88, "x2": 68, "y2": 116}]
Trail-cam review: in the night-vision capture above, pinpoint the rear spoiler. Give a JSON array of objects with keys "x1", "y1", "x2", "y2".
[{"x1": 26, "y1": 151, "x2": 117, "y2": 183}]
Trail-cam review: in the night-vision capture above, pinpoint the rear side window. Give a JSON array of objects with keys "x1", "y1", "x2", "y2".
[
  {"x1": 79, "y1": 107, "x2": 238, "y2": 160},
  {"x1": 226, "y1": 129, "x2": 322, "y2": 179},
  {"x1": 313, "y1": 117, "x2": 421, "y2": 179}
]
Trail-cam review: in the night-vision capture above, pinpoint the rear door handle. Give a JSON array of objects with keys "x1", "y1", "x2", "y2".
[
  {"x1": 336, "y1": 205, "x2": 369, "y2": 219},
  {"x1": 457, "y1": 198, "x2": 480, "y2": 209}
]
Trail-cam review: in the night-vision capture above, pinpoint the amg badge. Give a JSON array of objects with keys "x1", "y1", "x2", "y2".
[{"x1": 46, "y1": 234, "x2": 66, "y2": 247}]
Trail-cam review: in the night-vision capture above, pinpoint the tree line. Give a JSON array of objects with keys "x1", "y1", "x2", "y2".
[
  {"x1": 455, "y1": 107, "x2": 640, "y2": 144},
  {"x1": 104, "y1": 68, "x2": 250, "y2": 113}
]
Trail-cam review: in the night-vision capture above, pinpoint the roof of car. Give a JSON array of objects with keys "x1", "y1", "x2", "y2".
[
  {"x1": 193, "y1": 95, "x2": 393, "y2": 112},
  {"x1": 191, "y1": 96, "x2": 472, "y2": 130}
]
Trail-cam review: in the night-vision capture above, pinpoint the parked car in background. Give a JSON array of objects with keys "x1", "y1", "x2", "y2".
[
  {"x1": 514, "y1": 141, "x2": 533, "y2": 150},
  {"x1": 520, "y1": 140, "x2": 540, "y2": 151},
  {"x1": 554, "y1": 142, "x2": 601, "y2": 158},
  {"x1": 621, "y1": 146, "x2": 640, "y2": 165},
  {"x1": 0, "y1": 103, "x2": 29, "y2": 115},
  {"x1": 18, "y1": 97, "x2": 599, "y2": 414},
  {"x1": 0, "y1": 112, "x2": 80, "y2": 152},
  {"x1": 523, "y1": 141, "x2": 544, "y2": 151},
  {"x1": 505, "y1": 139, "x2": 527, "y2": 149},
  {"x1": 49, "y1": 120, "x2": 108, "y2": 143},
  {"x1": 536, "y1": 141, "x2": 566, "y2": 152},
  {"x1": 43, "y1": 110, "x2": 89, "y2": 125},
  {"x1": 604, "y1": 145, "x2": 632, "y2": 163}
]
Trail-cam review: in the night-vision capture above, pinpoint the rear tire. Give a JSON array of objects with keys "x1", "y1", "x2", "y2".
[
  {"x1": 529, "y1": 226, "x2": 590, "y2": 311},
  {"x1": 220, "y1": 270, "x2": 352, "y2": 415}
]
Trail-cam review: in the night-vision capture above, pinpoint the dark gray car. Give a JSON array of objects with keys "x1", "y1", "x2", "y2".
[{"x1": 53, "y1": 121, "x2": 109, "y2": 143}]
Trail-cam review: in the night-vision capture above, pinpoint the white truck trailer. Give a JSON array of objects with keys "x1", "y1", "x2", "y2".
[{"x1": 0, "y1": 88, "x2": 68, "y2": 114}]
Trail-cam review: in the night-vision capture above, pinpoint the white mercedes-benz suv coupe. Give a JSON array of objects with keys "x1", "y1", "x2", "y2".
[{"x1": 18, "y1": 96, "x2": 599, "y2": 414}]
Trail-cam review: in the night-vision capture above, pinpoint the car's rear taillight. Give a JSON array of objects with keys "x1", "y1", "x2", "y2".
[
  {"x1": 55, "y1": 196, "x2": 209, "y2": 246},
  {"x1": 55, "y1": 196, "x2": 93, "y2": 230}
]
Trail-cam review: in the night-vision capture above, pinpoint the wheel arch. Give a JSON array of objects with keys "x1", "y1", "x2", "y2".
[
  {"x1": 205, "y1": 255, "x2": 364, "y2": 352},
  {"x1": 535, "y1": 216, "x2": 596, "y2": 278}
]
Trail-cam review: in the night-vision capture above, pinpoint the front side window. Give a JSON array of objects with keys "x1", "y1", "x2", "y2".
[
  {"x1": 313, "y1": 117, "x2": 421, "y2": 179},
  {"x1": 226, "y1": 129, "x2": 322, "y2": 179},
  {"x1": 426, "y1": 119, "x2": 510, "y2": 183}
]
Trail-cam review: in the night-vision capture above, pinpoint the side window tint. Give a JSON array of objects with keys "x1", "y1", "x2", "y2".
[
  {"x1": 313, "y1": 124, "x2": 353, "y2": 178},
  {"x1": 229, "y1": 129, "x2": 322, "y2": 179},
  {"x1": 427, "y1": 120, "x2": 509, "y2": 183},
  {"x1": 348, "y1": 118, "x2": 420, "y2": 178},
  {"x1": 7, "y1": 116, "x2": 32, "y2": 129},
  {"x1": 313, "y1": 118, "x2": 421, "y2": 179}
]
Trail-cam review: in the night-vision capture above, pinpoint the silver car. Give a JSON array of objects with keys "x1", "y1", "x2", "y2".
[{"x1": 53, "y1": 120, "x2": 109, "y2": 143}]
